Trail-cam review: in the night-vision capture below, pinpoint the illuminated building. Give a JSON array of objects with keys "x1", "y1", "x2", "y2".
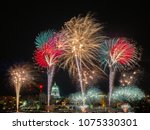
[{"x1": 51, "y1": 83, "x2": 61, "y2": 99}]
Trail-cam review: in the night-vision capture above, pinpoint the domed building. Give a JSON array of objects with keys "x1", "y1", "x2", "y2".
[{"x1": 51, "y1": 82, "x2": 61, "y2": 99}]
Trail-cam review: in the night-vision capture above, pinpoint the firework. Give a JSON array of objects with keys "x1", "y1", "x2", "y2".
[
  {"x1": 69, "y1": 87, "x2": 103, "y2": 106},
  {"x1": 61, "y1": 13, "x2": 105, "y2": 105},
  {"x1": 86, "y1": 87, "x2": 103, "y2": 103},
  {"x1": 8, "y1": 64, "x2": 35, "y2": 112},
  {"x1": 100, "y1": 38, "x2": 139, "y2": 70},
  {"x1": 99, "y1": 38, "x2": 140, "y2": 106},
  {"x1": 34, "y1": 43, "x2": 63, "y2": 68},
  {"x1": 119, "y1": 70, "x2": 141, "y2": 86},
  {"x1": 74, "y1": 68, "x2": 103, "y2": 92},
  {"x1": 69, "y1": 92, "x2": 87, "y2": 106},
  {"x1": 35, "y1": 30, "x2": 55, "y2": 48},
  {"x1": 34, "y1": 32, "x2": 64, "y2": 112},
  {"x1": 121, "y1": 103, "x2": 131, "y2": 112},
  {"x1": 111, "y1": 86, "x2": 145, "y2": 103}
]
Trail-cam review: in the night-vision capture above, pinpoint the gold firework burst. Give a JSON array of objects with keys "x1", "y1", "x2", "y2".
[
  {"x1": 60, "y1": 13, "x2": 105, "y2": 76},
  {"x1": 8, "y1": 64, "x2": 35, "y2": 112}
]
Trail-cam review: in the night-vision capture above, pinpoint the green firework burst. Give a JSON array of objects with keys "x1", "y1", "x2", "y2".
[
  {"x1": 111, "y1": 86, "x2": 145, "y2": 103},
  {"x1": 35, "y1": 30, "x2": 55, "y2": 48}
]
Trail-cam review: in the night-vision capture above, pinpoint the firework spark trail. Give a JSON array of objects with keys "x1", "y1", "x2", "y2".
[
  {"x1": 108, "y1": 67, "x2": 115, "y2": 106},
  {"x1": 9, "y1": 64, "x2": 35, "y2": 112},
  {"x1": 75, "y1": 55, "x2": 85, "y2": 105},
  {"x1": 16, "y1": 83, "x2": 21, "y2": 112},
  {"x1": 47, "y1": 66, "x2": 55, "y2": 111},
  {"x1": 99, "y1": 38, "x2": 140, "y2": 106},
  {"x1": 61, "y1": 13, "x2": 105, "y2": 106}
]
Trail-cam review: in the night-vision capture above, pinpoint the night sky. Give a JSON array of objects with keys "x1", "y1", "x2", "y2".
[{"x1": 0, "y1": 1, "x2": 150, "y2": 96}]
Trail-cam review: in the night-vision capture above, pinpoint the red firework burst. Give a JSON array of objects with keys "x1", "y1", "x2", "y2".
[
  {"x1": 110, "y1": 38, "x2": 137, "y2": 65},
  {"x1": 34, "y1": 34, "x2": 64, "y2": 68}
]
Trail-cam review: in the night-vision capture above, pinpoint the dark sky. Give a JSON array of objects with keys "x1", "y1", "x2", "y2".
[{"x1": 0, "y1": 1, "x2": 150, "y2": 96}]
